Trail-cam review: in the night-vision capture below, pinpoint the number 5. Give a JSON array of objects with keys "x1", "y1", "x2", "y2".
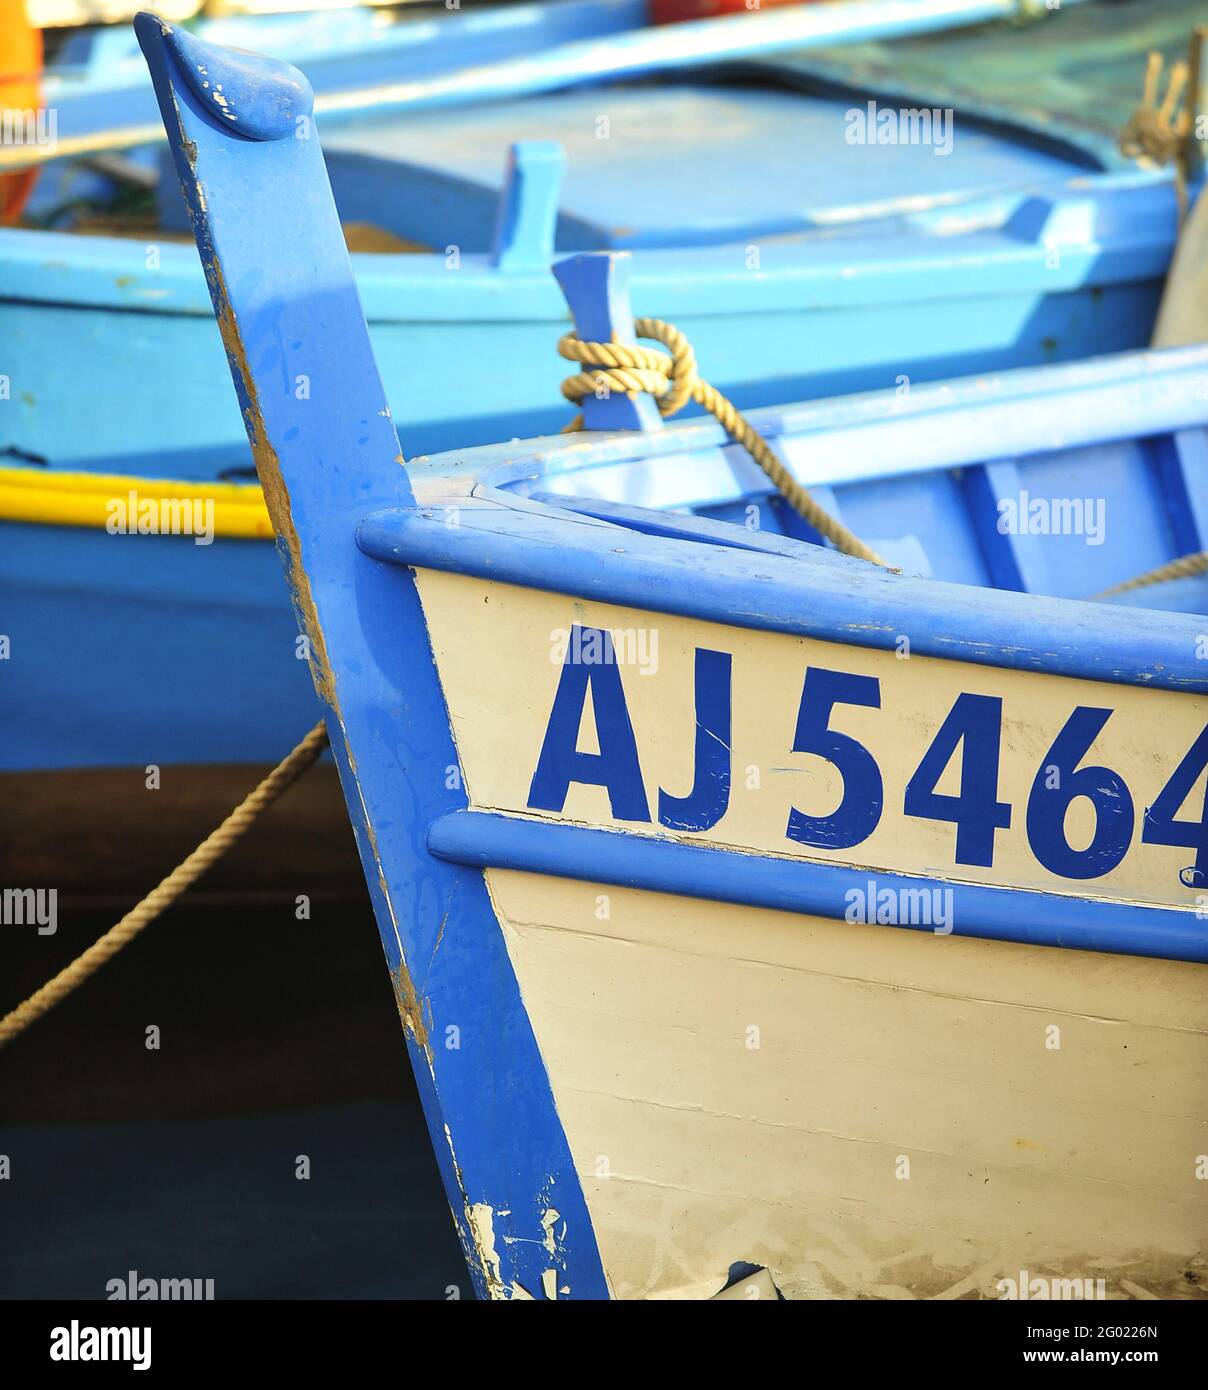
[{"x1": 786, "y1": 667, "x2": 882, "y2": 850}]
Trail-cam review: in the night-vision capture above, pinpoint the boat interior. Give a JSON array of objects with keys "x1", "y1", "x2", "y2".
[{"x1": 418, "y1": 341, "x2": 1208, "y2": 617}]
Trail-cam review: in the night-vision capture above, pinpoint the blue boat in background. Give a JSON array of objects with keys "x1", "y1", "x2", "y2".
[
  {"x1": 37, "y1": 0, "x2": 651, "y2": 154},
  {"x1": 0, "y1": 0, "x2": 1202, "y2": 781},
  {"x1": 135, "y1": 14, "x2": 1208, "y2": 1300}
]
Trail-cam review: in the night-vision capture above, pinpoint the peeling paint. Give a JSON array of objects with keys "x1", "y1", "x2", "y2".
[
  {"x1": 390, "y1": 960, "x2": 430, "y2": 1049},
  {"x1": 468, "y1": 1203, "x2": 506, "y2": 1296},
  {"x1": 541, "y1": 1206, "x2": 561, "y2": 1255}
]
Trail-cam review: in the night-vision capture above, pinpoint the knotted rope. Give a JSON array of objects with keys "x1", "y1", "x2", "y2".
[
  {"x1": 1119, "y1": 50, "x2": 1192, "y2": 225},
  {"x1": 0, "y1": 720, "x2": 329, "y2": 1050},
  {"x1": 558, "y1": 318, "x2": 887, "y2": 567}
]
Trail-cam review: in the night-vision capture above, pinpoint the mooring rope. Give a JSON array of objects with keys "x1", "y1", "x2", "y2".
[
  {"x1": 1094, "y1": 550, "x2": 1208, "y2": 600},
  {"x1": 558, "y1": 318, "x2": 888, "y2": 567},
  {"x1": 0, "y1": 720, "x2": 330, "y2": 1050},
  {"x1": 1119, "y1": 49, "x2": 1192, "y2": 225}
]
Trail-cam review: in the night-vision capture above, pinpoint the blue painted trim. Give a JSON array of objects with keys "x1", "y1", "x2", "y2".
[
  {"x1": 963, "y1": 460, "x2": 1045, "y2": 595},
  {"x1": 427, "y1": 810, "x2": 1208, "y2": 965},
  {"x1": 1156, "y1": 430, "x2": 1208, "y2": 556},
  {"x1": 160, "y1": 21, "x2": 312, "y2": 141},
  {"x1": 356, "y1": 501, "x2": 1208, "y2": 693}
]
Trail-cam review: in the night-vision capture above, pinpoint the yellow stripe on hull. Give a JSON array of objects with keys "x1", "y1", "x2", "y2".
[{"x1": 0, "y1": 465, "x2": 272, "y2": 539}]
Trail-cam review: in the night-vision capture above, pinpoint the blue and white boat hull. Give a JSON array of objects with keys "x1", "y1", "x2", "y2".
[{"x1": 126, "y1": 16, "x2": 1208, "y2": 1299}]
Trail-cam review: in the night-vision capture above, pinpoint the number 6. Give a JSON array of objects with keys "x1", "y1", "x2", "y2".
[{"x1": 1025, "y1": 707, "x2": 1134, "y2": 879}]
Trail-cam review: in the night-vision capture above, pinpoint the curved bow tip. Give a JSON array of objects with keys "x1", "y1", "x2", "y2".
[{"x1": 135, "y1": 10, "x2": 314, "y2": 142}]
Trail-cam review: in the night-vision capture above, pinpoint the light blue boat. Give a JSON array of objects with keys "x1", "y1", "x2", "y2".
[
  {"x1": 137, "y1": 15, "x2": 1208, "y2": 1301},
  {"x1": 38, "y1": 0, "x2": 653, "y2": 153},
  {"x1": 1, "y1": 0, "x2": 1202, "y2": 777}
]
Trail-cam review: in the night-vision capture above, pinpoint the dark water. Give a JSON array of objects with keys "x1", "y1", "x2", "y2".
[{"x1": 0, "y1": 884, "x2": 468, "y2": 1300}]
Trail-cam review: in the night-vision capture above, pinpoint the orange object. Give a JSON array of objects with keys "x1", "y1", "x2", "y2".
[
  {"x1": 651, "y1": 0, "x2": 816, "y2": 20},
  {"x1": 0, "y1": 0, "x2": 43, "y2": 224}
]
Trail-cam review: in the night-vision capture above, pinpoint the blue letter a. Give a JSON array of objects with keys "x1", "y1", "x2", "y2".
[{"x1": 528, "y1": 626, "x2": 650, "y2": 821}]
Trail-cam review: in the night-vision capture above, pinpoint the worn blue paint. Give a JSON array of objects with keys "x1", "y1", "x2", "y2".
[
  {"x1": 491, "y1": 142, "x2": 566, "y2": 273},
  {"x1": 426, "y1": 811, "x2": 1208, "y2": 966},
  {"x1": 159, "y1": 22, "x2": 311, "y2": 142},
  {"x1": 136, "y1": 13, "x2": 611, "y2": 1301}
]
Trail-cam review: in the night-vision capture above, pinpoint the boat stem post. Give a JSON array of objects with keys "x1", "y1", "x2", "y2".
[{"x1": 553, "y1": 250, "x2": 664, "y2": 431}]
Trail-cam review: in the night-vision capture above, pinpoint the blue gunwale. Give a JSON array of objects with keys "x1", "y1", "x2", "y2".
[
  {"x1": 0, "y1": 168, "x2": 1178, "y2": 318},
  {"x1": 356, "y1": 496, "x2": 1208, "y2": 694},
  {"x1": 37, "y1": 0, "x2": 1070, "y2": 167},
  {"x1": 440, "y1": 340, "x2": 1208, "y2": 495},
  {"x1": 428, "y1": 811, "x2": 1208, "y2": 966}
]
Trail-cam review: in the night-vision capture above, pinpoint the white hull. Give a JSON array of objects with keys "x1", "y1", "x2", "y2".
[
  {"x1": 493, "y1": 870, "x2": 1207, "y2": 1299},
  {"x1": 420, "y1": 569, "x2": 1208, "y2": 1298}
]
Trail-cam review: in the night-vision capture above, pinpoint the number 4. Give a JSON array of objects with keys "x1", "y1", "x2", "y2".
[
  {"x1": 905, "y1": 693, "x2": 1011, "y2": 867},
  {"x1": 1143, "y1": 723, "x2": 1208, "y2": 888}
]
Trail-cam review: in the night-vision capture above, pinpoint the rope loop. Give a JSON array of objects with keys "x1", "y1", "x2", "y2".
[
  {"x1": 558, "y1": 316, "x2": 698, "y2": 422},
  {"x1": 558, "y1": 319, "x2": 887, "y2": 567}
]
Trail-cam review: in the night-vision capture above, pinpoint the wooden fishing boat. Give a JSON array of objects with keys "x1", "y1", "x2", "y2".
[
  {"x1": 135, "y1": 15, "x2": 1208, "y2": 1300},
  {"x1": 3, "y1": 0, "x2": 1202, "y2": 785}
]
